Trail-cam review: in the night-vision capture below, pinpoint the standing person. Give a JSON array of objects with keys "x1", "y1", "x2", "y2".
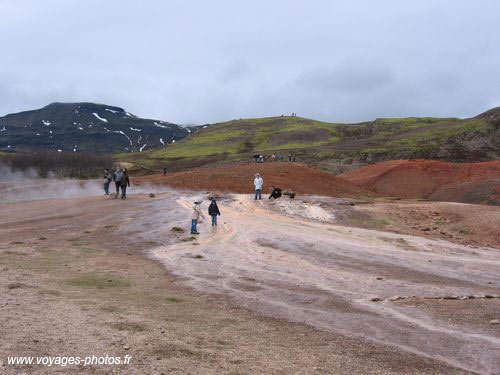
[
  {"x1": 254, "y1": 173, "x2": 263, "y2": 200},
  {"x1": 103, "y1": 168, "x2": 112, "y2": 195},
  {"x1": 120, "y1": 169, "x2": 130, "y2": 200},
  {"x1": 208, "y1": 198, "x2": 221, "y2": 226},
  {"x1": 113, "y1": 167, "x2": 123, "y2": 198},
  {"x1": 163, "y1": 166, "x2": 167, "y2": 176},
  {"x1": 191, "y1": 201, "x2": 204, "y2": 234},
  {"x1": 288, "y1": 154, "x2": 292, "y2": 162}
]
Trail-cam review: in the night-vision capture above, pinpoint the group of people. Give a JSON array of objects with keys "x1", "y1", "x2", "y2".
[
  {"x1": 191, "y1": 198, "x2": 220, "y2": 234},
  {"x1": 253, "y1": 153, "x2": 296, "y2": 163},
  {"x1": 103, "y1": 167, "x2": 130, "y2": 199},
  {"x1": 253, "y1": 173, "x2": 282, "y2": 200},
  {"x1": 190, "y1": 173, "x2": 282, "y2": 235}
]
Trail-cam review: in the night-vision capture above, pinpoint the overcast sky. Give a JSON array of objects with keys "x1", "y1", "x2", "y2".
[{"x1": 1, "y1": 0, "x2": 499, "y2": 124}]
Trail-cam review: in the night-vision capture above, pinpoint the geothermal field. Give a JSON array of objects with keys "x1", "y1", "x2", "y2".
[{"x1": 0, "y1": 161, "x2": 499, "y2": 374}]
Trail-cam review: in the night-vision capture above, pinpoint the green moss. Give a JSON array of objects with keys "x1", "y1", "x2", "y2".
[{"x1": 66, "y1": 274, "x2": 130, "y2": 289}]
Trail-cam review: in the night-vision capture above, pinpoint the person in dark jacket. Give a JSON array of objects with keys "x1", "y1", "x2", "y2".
[
  {"x1": 269, "y1": 186, "x2": 282, "y2": 200},
  {"x1": 208, "y1": 198, "x2": 221, "y2": 226},
  {"x1": 103, "y1": 168, "x2": 112, "y2": 195},
  {"x1": 120, "y1": 169, "x2": 130, "y2": 199}
]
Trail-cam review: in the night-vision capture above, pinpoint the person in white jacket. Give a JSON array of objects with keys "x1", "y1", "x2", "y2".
[
  {"x1": 191, "y1": 201, "x2": 205, "y2": 234},
  {"x1": 254, "y1": 173, "x2": 264, "y2": 200}
]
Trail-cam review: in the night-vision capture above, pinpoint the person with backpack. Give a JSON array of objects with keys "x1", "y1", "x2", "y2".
[
  {"x1": 120, "y1": 169, "x2": 130, "y2": 199},
  {"x1": 208, "y1": 198, "x2": 221, "y2": 226},
  {"x1": 254, "y1": 173, "x2": 263, "y2": 200},
  {"x1": 103, "y1": 168, "x2": 112, "y2": 195},
  {"x1": 191, "y1": 201, "x2": 205, "y2": 234}
]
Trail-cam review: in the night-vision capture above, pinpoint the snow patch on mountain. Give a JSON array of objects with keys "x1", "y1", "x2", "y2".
[
  {"x1": 113, "y1": 130, "x2": 133, "y2": 146},
  {"x1": 154, "y1": 122, "x2": 171, "y2": 129},
  {"x1": 42, "y1": 120, "x2": 51, "y2": 126},
  {"x1": 139, "y1": 144, "x2": 147, "y2": 152},
  {"x1": 129, "y1": 127, "x2": 142, "y2": 132},
  {"x1": 92, "y1": 113, "x2": 108, "y2": 123},
  {"x1": 159, "y1": 138, "x2": 165, "y2": 145},
  {"x1": 105, "y1": 108, "x2": 120, "y2": 114}
]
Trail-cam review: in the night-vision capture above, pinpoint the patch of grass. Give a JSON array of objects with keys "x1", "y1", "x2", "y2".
[
  {"x1": 171, "y1": 226, "x2": 185, "y2": 233},
  {"x1": 111, "y1": 321, "x2": 147, "y2": 332},
  {"x1": 165, "y1": 296, "x2": 183, "y2": 303},
  {"x1": 458, "y1": 228, "x2": 474, "y2": 235},
  {"x1": 347, "y1": 217, "x2": 390, "y2": 230},
  {"x1": 181, "y1": 236, "x2": 196, "y2": 242},
  {"x1": 66, "y1": 274, "x2": 130, "y2": 289},
  {"x1": 77, "y1": 247, "x2": 99, "y2": 254}
]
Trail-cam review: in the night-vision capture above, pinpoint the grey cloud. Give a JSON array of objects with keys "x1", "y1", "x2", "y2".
[{"x1": 0, "y1": 0, "x2": 499, "y2": 124}]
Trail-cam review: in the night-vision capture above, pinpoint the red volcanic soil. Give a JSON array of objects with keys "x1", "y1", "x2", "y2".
[
  {"x1": 134, "y1": 162, "x2": 369, "y2": 197},
  {"x1": 338, "y1": 160, "x2": 500, "y2": 205}
]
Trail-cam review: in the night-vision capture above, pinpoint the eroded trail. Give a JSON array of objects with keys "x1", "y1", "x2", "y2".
[{"x1": 151, "y1": 194, "x2": 500, "y2": 374}]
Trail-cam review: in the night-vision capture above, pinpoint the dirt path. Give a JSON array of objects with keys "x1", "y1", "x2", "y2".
[{"x1": 151, "y1": 194, "x2": 500, "y2": 374}]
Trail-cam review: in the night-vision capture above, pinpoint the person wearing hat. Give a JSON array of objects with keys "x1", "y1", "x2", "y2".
[
  {"x1": 191, "y1": 201, "x2": 205, "y2": 234},
  {"x1": 254, "y1": 173, "x2": 264, "y2": 200}
]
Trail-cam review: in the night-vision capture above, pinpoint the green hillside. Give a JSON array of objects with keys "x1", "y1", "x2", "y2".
[{"x1": 120, "y1": 108, "x2": 500, "y2": 171}]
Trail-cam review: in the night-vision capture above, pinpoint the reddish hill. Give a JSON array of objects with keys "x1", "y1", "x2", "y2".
[
  {"x1": 338, "y1": 160, "x2": 500, "y2": 205},
  {"x1": 134, "y1": 162, "x2": 370, "y2": 197}
]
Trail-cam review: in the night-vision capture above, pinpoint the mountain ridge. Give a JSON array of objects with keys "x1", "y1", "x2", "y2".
[{"x1": 0, "y1": 102, "x2": 191, "y2": 153}]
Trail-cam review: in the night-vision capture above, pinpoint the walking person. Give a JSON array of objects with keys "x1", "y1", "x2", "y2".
[
  {"x1": 103, "y1": 168, "x2": 112, "y2": 195},
  {"x1": 113, "y1": 167, "x2": 123, "y2": 198},
  {"x1": 254, "y1": 173, "x2": 263, "y2": 200},
  {"x1": 120, "y1": 169, "x2": 130, "y2": 200},
  {"x1": 208, "y1": 198, "x2": 221, "y2": 226},
  {"x1": 191, "y1": 201, "x2": 204, "y2": 234}
]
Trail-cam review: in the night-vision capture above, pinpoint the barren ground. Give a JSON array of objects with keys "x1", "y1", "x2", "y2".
[{"x1": 0, "y1": 182, "x2": 499, "y2": 374}]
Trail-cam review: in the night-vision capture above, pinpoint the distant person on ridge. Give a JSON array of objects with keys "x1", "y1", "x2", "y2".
[
  {"x1": 208, "y1": 198, "x2": 221, "y2": 226},
  {"x1": 191, "y1": 201, "x2": 204, "y2": 234},
  {"x1": 113, "y1": 167, "x2": 123, "y2": 197},
  {"x1": 103, "y1": 168, "x2": 112, "y2": 195},
  {"x1": 269, "y1": 186, "x2": 282, "y2": 200},
  {"x1": 254, "y1": 173, "x2": 264, "y2": 200},
  {"x1": 120, "y1": 169, "x2": 130, "y2": 200}
]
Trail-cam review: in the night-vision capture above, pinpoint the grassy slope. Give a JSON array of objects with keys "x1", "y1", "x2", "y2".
[{"x1": 119, "y1": 114, "x2": 495, "y2": 170}]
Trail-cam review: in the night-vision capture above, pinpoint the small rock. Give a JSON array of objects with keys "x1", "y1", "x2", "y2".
[
  {"x1": 376, "y1": 277, "x2": 383, "y2": 280},
  {"x1": 443, "y1": 296, "x2": 458, "y2": 300},
  {"x1": 371, "y1": 297, "x2": 381, "y2": 302},
  {"x1": 389, "y1": 296, "x2": 402, "y2": 301},
  {"x1": 39, "y1": 237, "x2": 47, "y2": 240},
  {"x1": 123, "y1": 345, "x2": 130, "y2": 350},
  {"x1": 149, "y1": 193, "x2": 156, "y2": 198},
  {"x1": 156, "y1": 356, "x2": 161, "y2": 360},
  {"x1": 33, "y1": 339, "x2": 39, "y2": 343},
  {"x1": 421, "y1": 227, "x2": 431, "y2": 232},
  {"x1": 489, "y1": 319, "x2": 499, "y2": 325}
]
